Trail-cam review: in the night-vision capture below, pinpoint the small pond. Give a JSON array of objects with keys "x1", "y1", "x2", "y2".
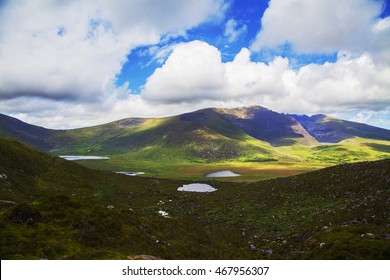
[
  {"x1": 178, "y1": 183, "x2": 217, "y2": 193},
  {"x1": 60, "y1": 155, "x2": 110, "y2": 161},
  {"x1": 116, "y1": 171, "x2": 145, "y2": 176},
  {"x1": 205, "y1": 170, "x2": 241, "y2": 178}
]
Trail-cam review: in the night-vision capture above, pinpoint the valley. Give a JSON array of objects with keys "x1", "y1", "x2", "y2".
[
  {"x1": 1, "y1": 106, "x2": 390, "y2": 260},
  {"x1": 1, "y1": 106, "x2": 389, "y2": 181},
  {"x1": 0, "y1": 138, "x2": 389, "y2": 259}
]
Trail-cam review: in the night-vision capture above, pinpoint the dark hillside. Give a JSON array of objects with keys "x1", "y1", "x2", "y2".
[
  {"x1": 0, "y1": 138, "x2": 389, "y2": 259},
  {"x1": 291, "y1": 114, "x2": 390, "y2": 143}
]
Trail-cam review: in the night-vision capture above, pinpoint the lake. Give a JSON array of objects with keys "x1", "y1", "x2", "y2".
[
  {"x1": 178, "y1": 183, "x2": 217, "y2": 193},
  {"x1": 116, "y1": 171, "x2": 145, "y2": 176},
  {"x1": 205, "y1": 170, "x2": 241, "y2": 177},
  {"x1": 59, "y1": 155, "x2": 110, "y2": 161}
]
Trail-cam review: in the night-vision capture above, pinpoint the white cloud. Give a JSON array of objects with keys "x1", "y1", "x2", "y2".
[
  {"x1": 1, "y1": 0, "x2": 389, "y2": 130},
  {"x1": 2, "y1": 37, "x2": 389, "y2": 129},
  {"x1": 350, "y1": 112, "x2": 374, "y2": 124},
  {"x1": 0, "y1": 0, "x2": 225, "y2": 101},
  {"x1": 142, "y1": 40, "x2": 227, "y2": 103},
  {"x1": 223, "y1": 19, "x2": 247, "y2": 43},
  {"x1": 141, "y1": 40, "x2": 390, "y2": 118},
  {"x1": 251, "y1": 0, "x2": 385, "y2": 55}
]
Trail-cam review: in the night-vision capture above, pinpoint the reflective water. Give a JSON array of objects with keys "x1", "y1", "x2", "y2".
[
  {"x1": 116, "y1": 171, "x2": 145, "y2": 176},
  {"x1": 205, "y1": 170, "x2": 241, "y2": 177},
  {"x1": 60, "y1": 155, "x2": 109, "y2": 161},
  {"x1": 178, "y1": 183, "x2": 217, "y2": 193}
]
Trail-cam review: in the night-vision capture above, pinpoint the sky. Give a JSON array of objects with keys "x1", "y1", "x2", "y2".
[{"x1": 0, "y1": 0, "x2": 389, "y2": 129}]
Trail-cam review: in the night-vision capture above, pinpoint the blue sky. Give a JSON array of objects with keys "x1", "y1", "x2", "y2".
[
  {"x1": 116, "y1": 0, "x2": 340, "y2": 93},
  {"x1": 115, "y1": 0, "x2": 269, "y2": 93},
  {"x1": 0, "y1": 0, "x2": 389, "y2": 129}
]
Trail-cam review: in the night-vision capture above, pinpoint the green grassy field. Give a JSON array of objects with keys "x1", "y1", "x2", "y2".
[
  {"x1": 67, "y1": 137, "x2": 390, "y2": 181},
  {"x1": 1, "y1": 138, "x2": 389, "y2": 260}
]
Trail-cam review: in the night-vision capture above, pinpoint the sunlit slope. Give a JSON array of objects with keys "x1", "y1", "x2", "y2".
[
  {"x1": 1, "y1": 106, "x2": 390, "y2": 179},
  {"x1": 1, "y1": 138, "x2": 389, "y2": 260},
  {"x1": 0, "y1": 106, "x2": 317, "y2": 158}
]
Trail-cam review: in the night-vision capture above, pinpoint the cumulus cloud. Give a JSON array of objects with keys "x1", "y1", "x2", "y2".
[
  {"x1": 223, "y1": 19, "x2": 247, "y2": 43},
  {"x1": 1, "y1": 0, "x2": 389, "y2": 130},
  {"x1": 141, "y1": 40, "x2": 390, "y2": 116},
  {"x1": 251, "y1": 0, "x2": 385, "y2": 55},
  {"x1": 0, "y1": 0, "x2": 225, "y2": 101},
  {"x1": 142, "y1": 41, "x2": 227, "y2": 102}
]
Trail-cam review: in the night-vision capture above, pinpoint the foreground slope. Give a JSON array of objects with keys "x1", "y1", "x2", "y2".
[{"x1": 0, "y1": 139, "x2": 389, "y2": 259}]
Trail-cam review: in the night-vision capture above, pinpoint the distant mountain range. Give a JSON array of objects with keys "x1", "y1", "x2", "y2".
[
  {"x1": 1, "y1": 106, "x2": 390, "y2": 167},
  {"x1": 1, "y1": 106, "x2": 389, "y2": 148}
]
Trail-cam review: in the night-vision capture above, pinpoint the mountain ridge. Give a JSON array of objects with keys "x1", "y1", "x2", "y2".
[
  {"x1": 2, "y1": 106, "x2": 390, "y2": 148},
  {"x1": 1, "y1": 106, "x2": 390, "y2": 177}
]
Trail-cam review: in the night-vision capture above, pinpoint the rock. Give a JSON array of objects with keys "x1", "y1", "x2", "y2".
[
  {"x1": 0, "y1": 199, "x2": 17, "y2": 205},
  {"x1": 248, "y1": 242, "x2": 256, "y2": 250},
  {"x1": 366, "y1": 233, "x2": 375, "y2": 238},
  {"x1": 158, "y1": 210, "x2": 170, "y2": 218},
  {"x1": 260, "y1": 249, "x2": 273, "y2": 255},
  {"x1": 107, "y1": 205, "x2": 115, "y2": 209},
  {"x1": 319, "y1": 243, "x2": 326, "y2": 249}
]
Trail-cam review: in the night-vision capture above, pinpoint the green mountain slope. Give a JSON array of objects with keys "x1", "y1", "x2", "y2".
[
  {"x1": 290, "y1": 114, "x2": 390, "y2": 143},
  {"x1": 0, "y1": 113, "x2": 60, "y2": 151},
  {"x1": 1, "y1": 107, "x2": 390, "y2": 179},
  {"x1": 1, "y1": 106, "x2": 318, "y2": 155},
  {"x1": 0, "y1": 139, "x2": 389, "y2": 259}
]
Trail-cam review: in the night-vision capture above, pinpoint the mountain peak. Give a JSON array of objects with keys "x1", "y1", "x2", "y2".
[{"x1": 215, "y1": 105, "x2": 269, "y2": 119}]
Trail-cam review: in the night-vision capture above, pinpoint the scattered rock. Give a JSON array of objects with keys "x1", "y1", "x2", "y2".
[
  {"x1": 158, "y1": 210, "x2": 170, "y2": 218},
  {"x1": 0, "y1": 199, "x2": 17, "y2": 205},
  {"x1": 260, "y1": 249, "x2": 273, "y2": 255},
  {"x1": 248, "y1": 242, "x2": 256, "y2": 250}
]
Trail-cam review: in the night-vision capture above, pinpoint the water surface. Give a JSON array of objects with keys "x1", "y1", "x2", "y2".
[
  {"x1": 178, "y1": 183, "x2": 217, "y2": 193},
  {"x1": 60, "y1": 155, "x2": 109, "y2": 161},
  {"x1": 116, "y1": 171, "x2": 145, "y2": 176},
  {"x1": 205, "y1": 170, "x2": 241, "y2": 178}
]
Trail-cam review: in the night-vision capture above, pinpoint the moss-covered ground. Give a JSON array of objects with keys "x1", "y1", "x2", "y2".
[{"x1": 0, "y1": 138, "x2": 389, "y2": 260}]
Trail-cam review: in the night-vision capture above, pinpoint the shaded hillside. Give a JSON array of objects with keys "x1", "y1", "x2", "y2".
[
  {"x1": 218, "y1": 106, "x2": 317, "y2": 145},
  {"x1": 291, "y1": 114, "x2": 390, "y2": 143},
  {"x1": 0, "y1": 139, "x2": 389, "y2": 259},
  {"x1": 1, "y1": 107, "x2": 389, "y2": 165},
  {"x1": 0, "y1": 113, "x2": 59, "y2": 151}
]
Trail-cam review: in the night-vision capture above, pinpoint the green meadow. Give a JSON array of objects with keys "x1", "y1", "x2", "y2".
[
  {"x1": 70, "y1": 137, "x2": 390, "y2": 181},
  {"x1": 0, "y1": 138, "x2": 389, "y2": 259}
]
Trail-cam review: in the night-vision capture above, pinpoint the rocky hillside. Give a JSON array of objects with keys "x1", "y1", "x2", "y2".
[
  {"x1": 1, "y1": 106, "x2": 390, "y2": 163},
  {"x1": 0, "y1": 138, "x2": 389, "y2": 259}
]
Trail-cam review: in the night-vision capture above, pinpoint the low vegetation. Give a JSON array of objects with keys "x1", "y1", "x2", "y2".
[{"x1": 0, "y1": 138, "x2": 389, "y2": 259}]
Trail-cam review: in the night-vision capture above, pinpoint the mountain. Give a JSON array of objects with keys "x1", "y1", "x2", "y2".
[
  {"x1": 0, "y1": 113, "x2": 60, "y2": 151},
  {"x1": 290, "y1": 114, "x2": 390, "y2": 143},
  {"x1": 0, "y1": 138, "x2": 389, "y2": 259},
  {"x1": 1, "y1": 106, "x2": 390, "y2": 179},
  {"x1": 1, "y1": 106, "x2": 317, "y2": 152},
  {"x1": 2, "y1": 106, "x2": 389, "y2": 151}
]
